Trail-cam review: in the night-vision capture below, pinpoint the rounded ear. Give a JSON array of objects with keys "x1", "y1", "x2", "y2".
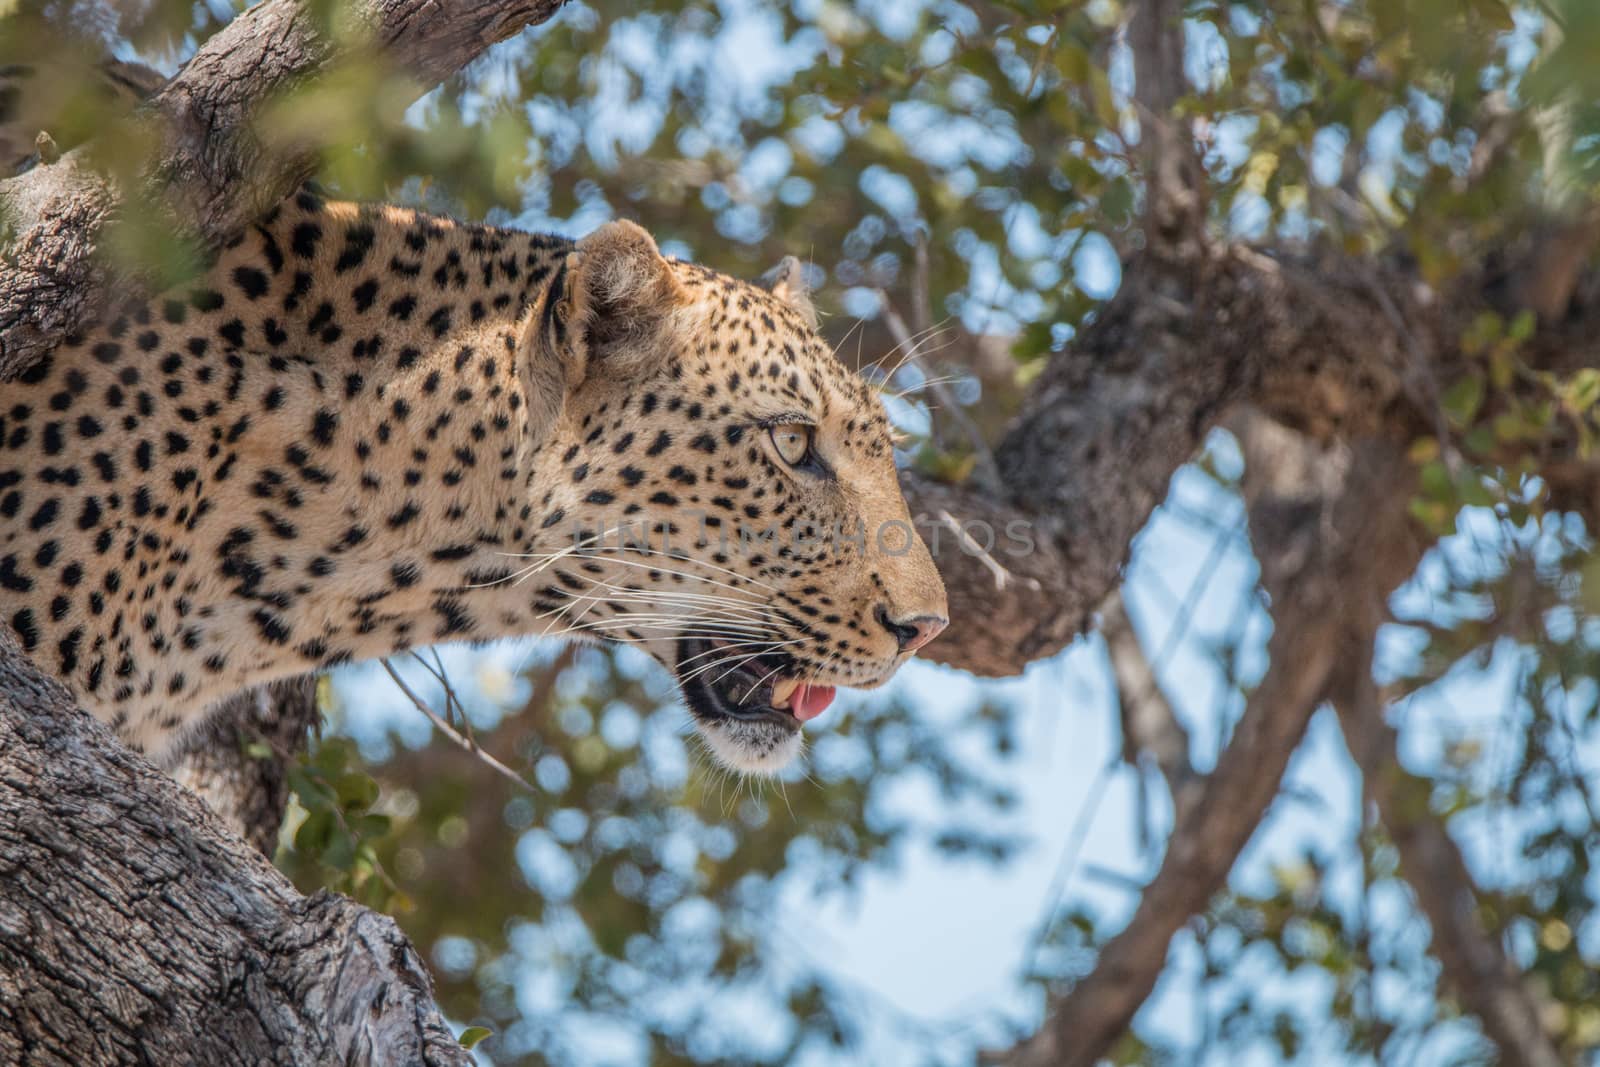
[
  {"x1": 759, "y1": 255, "x2": 818, "y2": 329},
  {"x1": 560, "y1": 219, "x2": 685, "y2": 382}
]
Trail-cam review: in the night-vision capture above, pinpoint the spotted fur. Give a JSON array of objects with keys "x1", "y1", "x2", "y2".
[{"x1": 0, "y1": 189, "x2": 946, "y2": 771}]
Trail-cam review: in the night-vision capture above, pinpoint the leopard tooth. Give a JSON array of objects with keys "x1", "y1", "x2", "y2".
[{"x1": 770, "y1": 676, "x2": 801, "y2": 709}]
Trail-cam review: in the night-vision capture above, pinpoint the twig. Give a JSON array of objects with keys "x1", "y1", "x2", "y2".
[
  {"x1": 1100, "y1": 591, "x2": 1196, "y2": 817},
  {"x1": 380, "y1": 658, "x2": 534, "y2": 793},
  {"x1": 937, "y1": 509, "x2": 1035, "y2": 592},
  {"x1": 879, "y1": 292, "x2": 1004, "y2": 492}
]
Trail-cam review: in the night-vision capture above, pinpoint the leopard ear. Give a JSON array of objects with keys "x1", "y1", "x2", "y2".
[
  {"x1": 517, "y1": 221, "x2": 682, "y2": 447},
  {"x1": 560, "y1": 220, "x2": 685, "y2": 382},
  {"x1": 759, "y1": 255, "x2": 818, "y2": 329}
]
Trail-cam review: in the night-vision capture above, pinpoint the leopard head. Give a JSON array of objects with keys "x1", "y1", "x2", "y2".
[{"x1": 519, "y1": 221, "x2": 948, "y2": 773}]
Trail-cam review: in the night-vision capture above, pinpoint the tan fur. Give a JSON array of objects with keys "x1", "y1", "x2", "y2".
[{"x1": 0, "y1": 188, "x2": 946, "y2": 770}]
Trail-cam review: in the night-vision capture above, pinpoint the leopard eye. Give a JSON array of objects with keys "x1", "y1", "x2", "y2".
[{"x1": 769, "y1": 424, "x2": 813, "y2": 467}]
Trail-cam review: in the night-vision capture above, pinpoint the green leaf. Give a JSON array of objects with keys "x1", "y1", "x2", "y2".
[
  {"x1": 1563, "y1": 369, "x2": 1600, "y2": 415},
  {"x1": 1441, "y1": 375, "x2": 1484, "y2": 428},
  {"x1": 458, "y1": 1026, "x2": 493, "y2": 1050},
  {"x1": 1508, "y1": 309, "x2": 1537, "y2": 343}
]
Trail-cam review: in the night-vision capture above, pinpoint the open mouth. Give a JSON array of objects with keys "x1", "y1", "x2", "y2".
[{"x1": 674, "y1": 636, "x2": 836, "y2": 729}]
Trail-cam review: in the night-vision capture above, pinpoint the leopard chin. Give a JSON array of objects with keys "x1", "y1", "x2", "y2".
[
  {"x1": 697, "y1": 717, "x2": 804, "y2": 775},
  {"x1": 673, "y1": 635, "x2": 834, "y2": 774}
]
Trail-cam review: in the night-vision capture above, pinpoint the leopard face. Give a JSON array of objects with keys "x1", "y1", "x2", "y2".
[
  {"x1": 516, "y1": 224, "x2": 948, "y2": 772},
  {"x1": 0, "y1": 195, "x2": 946, "y2": 773}
]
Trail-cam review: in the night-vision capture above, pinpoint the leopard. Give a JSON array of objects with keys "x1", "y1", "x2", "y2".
[{"x1": 0, "y1": 187, "x2": 948, "y2": 773}]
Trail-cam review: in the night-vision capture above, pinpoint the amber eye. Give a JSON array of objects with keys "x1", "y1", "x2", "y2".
[{"x1": 769, "y1": 424, "x2": 813, "y2": 466}]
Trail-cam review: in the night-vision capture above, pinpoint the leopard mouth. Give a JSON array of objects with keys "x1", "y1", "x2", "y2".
[{"x1": 674, "y1": 636, "x2": 836, "y2": 746}]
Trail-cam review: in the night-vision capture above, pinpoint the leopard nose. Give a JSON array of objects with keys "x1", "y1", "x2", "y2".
[{"x1": 876, "y1": 607, "x2": 948, "y2": 653}]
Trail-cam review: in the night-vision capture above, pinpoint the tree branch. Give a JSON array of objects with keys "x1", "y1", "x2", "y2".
[
  {"x1": 0, "y1": 0, "x2": 569, "y2": 377},
  {"x1": 1101, "y1": 590, "x2": 1196, "y2": 812},
  {"x1": 993, "y1": 420, "x2": 1423, "y2": 1067},
  {"x1": 1129, "y1": 0, "x2": 1205, "y2": 254},
  {"x1": 1336, "y1": 681, "x2": 1564, "y2": 1067}
]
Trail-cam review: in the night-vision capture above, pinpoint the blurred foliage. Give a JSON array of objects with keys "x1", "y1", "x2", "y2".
[
  {"x1": 278, "y1": 647, "x2": 1022, "y2": 1063},
  {"x1": 10, "y1": 0, "x2": 1600, "y2": 1062}
]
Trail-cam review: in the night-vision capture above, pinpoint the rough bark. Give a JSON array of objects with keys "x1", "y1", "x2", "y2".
[
  {"x1": 0, "y1": 625, "x2": 469, "y2": 1067},
  {"x1": 906, "y1": 243, "x2": 1417, "y2": 676},
  {"x1": 0, "y1": 0, "x2": 568, "y2": 1060}
]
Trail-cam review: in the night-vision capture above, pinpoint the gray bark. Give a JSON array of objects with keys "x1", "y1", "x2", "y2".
[
  {"x1": 992, "y1": 419, "x2": 1425, "y2": 1067},
  {"x1": 0, "y1": 624, "x2": 469, "y2": 1067},
  {"x1": 0, "y1": 0, "x2": 568, "y2": 1060}
]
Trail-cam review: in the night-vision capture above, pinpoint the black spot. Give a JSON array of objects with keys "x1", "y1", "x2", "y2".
[
  {"x1": 252, "y1": 608, "x2": 292, "y2": 645},
  {"x1": 310, "y1": 409, "x2": 339, "y2": 447},
  {"x1": 426, "y1": 306, "x2": 453, "y2": 338},
  {"x1": 0, "y1": 555, "x2": 32, "y2": 593},
  {"x1": 291, "y1": 222, "x2": 322, "y2": 258},
  {"x1": 335, "y1": 223, "x2": 375, "y2": 273},
  {"x1": 57, "y1": 628, "x2": 82, "y2": 672},
  {"x1": 11, "y1": 608, "x2": 39, "y2": 650},
  {"x1": 387, "y1": 502, "x2": 420, "y2": 528},
  {"x1": 191, "y1": 288, "x2": 225, "y2": 312},
  {"x1": 28, "y1": 498, "x2": 59, "y2": 531},
  {"x1": 233, "y1": 266, "x2": 270, "y2": 299}
]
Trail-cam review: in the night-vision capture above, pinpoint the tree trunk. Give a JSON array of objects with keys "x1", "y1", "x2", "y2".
[
  {"x1": 0, "y1": 625, "x2": 469, "y2": 1066},
  {"x1": 0, "y1": 0, "x2": 568, "y2": 1059}
]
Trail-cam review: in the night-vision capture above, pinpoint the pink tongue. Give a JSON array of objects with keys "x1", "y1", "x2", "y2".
[{"x1": 792, "y1": 683, "x2": 836, "y2": 722}]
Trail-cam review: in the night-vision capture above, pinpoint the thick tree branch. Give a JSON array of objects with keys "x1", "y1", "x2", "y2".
[
  {"x1": 0, "y1": 0, "x2": 570, "y2": 1057},
  {"x1": 910, "y1": 246, "x2": 1414, "y2": 675},
  {"x1": 0, "y1": 0, "x2": 568, "y2": 377},
  {"x1": 1336, "y1": 683, "x2": 1564, "y2": 1067},
  {"x1": 1128, "y1": 0, "x2": 1205, "y2": 252},
  {"x1": 0, "y1": 624, "x2": 469, "y2": 1065}
]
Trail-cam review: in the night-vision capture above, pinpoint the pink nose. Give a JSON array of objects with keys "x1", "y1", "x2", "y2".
[{"x1": 878, "y1": 609, "x2": 949, "y2": 653}]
